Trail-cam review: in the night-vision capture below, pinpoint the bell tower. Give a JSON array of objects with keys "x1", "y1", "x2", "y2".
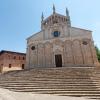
[{"x1": 41, "y1": 5, "x2": 71, "y2": 39}]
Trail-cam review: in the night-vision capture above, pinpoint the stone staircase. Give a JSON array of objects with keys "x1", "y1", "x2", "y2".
[{"x1": 0, "y1": 67, "x2": 100, "y2": 100}]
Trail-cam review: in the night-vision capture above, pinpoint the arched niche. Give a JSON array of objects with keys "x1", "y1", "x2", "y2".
[
  {"x1": 37, "y1": 43, "x2": 45, "y2": 67},
  {"x1": 72, "y1": 39, "x2": 83, "y2": 64},
  {"x1": 44, "y1": 42, "x2": 53, "y2": 67},
  {"x1": 89, "y1": 41, "x2": 98, "y2": 64},
  {"x1": 81, "y1": 39, "x2": 93, "y2": 64},
  {"x1": 29, "y1": 43, "x2": 38, "y2": 67},
  {"x1": 53, "y1": 39, "x2": 64, "y2": 47},
  {"x1": 64, "y1": 40, "x2": 74, "y2": 64}
]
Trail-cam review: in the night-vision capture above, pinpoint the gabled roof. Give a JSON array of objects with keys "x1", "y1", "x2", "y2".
[
  {"x1": 0, "y1": 50, "x2": 26, "y2": 56},
  {"x1": 27, "y1": 31, "x2": 42, "y2": 40}
]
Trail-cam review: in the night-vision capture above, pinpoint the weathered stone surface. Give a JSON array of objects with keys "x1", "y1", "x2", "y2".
[{"x1": 26, "y1": 8, "x2": 99, "y2": 68}]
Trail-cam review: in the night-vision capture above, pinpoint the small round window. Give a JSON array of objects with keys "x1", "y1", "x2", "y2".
[
  {"x1": 31, "y1": 46, "x2": 35, "y2": 50},
  {"x1": 82, "y1": 41, "x2": 88, "y2": 45}
]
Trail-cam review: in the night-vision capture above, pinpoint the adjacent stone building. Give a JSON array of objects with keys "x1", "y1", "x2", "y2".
[
  {"x1": 0, "y1": 50, "x2": 26, "y2": 72},
  {"x1": 26, "y1": 6, "x2": 98, "y2": 69}
]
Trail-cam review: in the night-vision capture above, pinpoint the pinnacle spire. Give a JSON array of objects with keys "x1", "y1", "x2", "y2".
[
  {"x1": 41, "y1": 12, "x2": 44, "y2": 22},
  {"x1": 66, "y1": 8, "x2": 69, "y2": 16},
  {"x1": 66, "y1": 8, "x2": 71, "y2": 27},
  {"x1": 53, "y1": 4, "x2": 56, "y2": 14}
]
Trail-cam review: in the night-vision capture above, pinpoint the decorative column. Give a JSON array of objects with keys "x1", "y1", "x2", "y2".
[
  {"x1": 25, "y1": 45, "x2": 30, "y2": 69},
  {"x1": 71, "y1": 41, "x2": 76, "y2": 64},
  {"x1": 90, "y1": 41, "x2": 99, "y2": 66},
  {"x1": 80, "y1": 41, "x2": 85, "y2": 64}
]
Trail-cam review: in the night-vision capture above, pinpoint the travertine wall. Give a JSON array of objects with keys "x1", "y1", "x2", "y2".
[
  {"x1": 26, "y1": 11, "x2": 99, "y2": 69},
  {"x1": 26, "y1": 38, "x2": 98, "y2": 68}
]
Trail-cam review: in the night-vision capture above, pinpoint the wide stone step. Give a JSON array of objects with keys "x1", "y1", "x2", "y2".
[
  {"x1": 1, "y1": 78, "x2": 96, "y2": 81},
  {"x1": 2, "y1": 70, "x2": 92, "y2": 73},
  {"x1": 2, "y1": 69, "x2": 92, "y2": 71},
  {"x1": 0, "y1": 84, "x2": 97, "y2": 88},
  {"x1": 2, "y1": 86, "x2": 99, "y2": 91},
  {"x1": 0, "y1": 76, "x2": 92, "y2": 79},
  {"x1": 57, "y1": 93, "x2": 100, "y2": 97},
  {"x1": 0, "y1": 79, "x2": 95, "y2": 83},
  {"x1": 2, "y1": 76, "x2": 93, "y2": 79},
  {"x1": 1, "y1": 85, "x2": 99, "y2": 90},
  {"x1": 0, "y1": 84, "x2": 99, "y2": 89},
  {"x1": 3, "y1": 73, "x2": 92, "y2": 77},
  {"x1": 0, "y1": 78, "x2": 93, "y2": 81},
  {"x1": 0, "y1": 81, "x2": 97, "y2": 85},
  {"x1": 9, "y1": 89, "x2": 100, "y2": 94},
  {"x1": 9, "y1": 74, "x2": 91, "y2": 76},
  {"x1": 0, "y1": 80, "x2": 95, "y2": 83},
  {"x1": 0, "y1": 77, "x2": 93, "y2": 79},
  {"x1": 1, "y1": 69, "x2": 93, "y2": 74},
  {"x1": 0, "y1": 79, "x2": 96, "y2": 83},
  {"x1": 0, "y1": 67, "x2": 100, "y2": 100},
  {"x1": 0, "y1": 84, "x2": 98, "y2": 87},
  {"x1": 11, "y1": 72, "x2": 92, "y2": 75},
  {"x1": 0, "y1": 82, "x2": 97, "y2": 86},
  {"x1": 93, "y1": 79, "x2": 100, "y2": 81},
  {"x1": 0, "y1": 86, "x2": 98, "y2": 90}
]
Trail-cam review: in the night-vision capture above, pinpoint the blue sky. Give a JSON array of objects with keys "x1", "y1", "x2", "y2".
[{"x1": 0, "y1": 0, "x2": 100, "y2": 53}]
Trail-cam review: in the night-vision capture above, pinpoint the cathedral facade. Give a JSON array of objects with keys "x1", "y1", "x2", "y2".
[{"x1": 26, "y1": 6, "x2": 98, "y2": 69}]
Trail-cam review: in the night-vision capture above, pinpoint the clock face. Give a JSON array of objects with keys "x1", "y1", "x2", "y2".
[{"x1": 53, "y1": 31, "x2": 60, "y2": 37}]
